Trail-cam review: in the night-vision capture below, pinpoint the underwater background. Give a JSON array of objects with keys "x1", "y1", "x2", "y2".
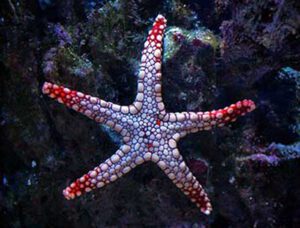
[{"x1": 0, "y1": 0, "x2": 299, "y2": 227}]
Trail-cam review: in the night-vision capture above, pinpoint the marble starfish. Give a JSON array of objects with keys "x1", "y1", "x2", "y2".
[{"x1": 42, "y1": 15, "x2": 255, "y2": 215}]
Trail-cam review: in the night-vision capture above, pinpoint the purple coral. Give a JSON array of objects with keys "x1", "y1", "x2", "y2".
[
  {"x1": 243, "y1": 153, "x2": 280, "y2": 166},
  {"x1": 238, "y1": 142, "x2": 300, "y2": 167},
  {"x1": 43, "y1": 48, "x2": 58, "y2": 76},
  {"x1": 53, "y1": 24, "x2": 72, "y2": 47}
]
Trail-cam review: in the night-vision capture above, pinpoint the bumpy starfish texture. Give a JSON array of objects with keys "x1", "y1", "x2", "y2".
[{"x1": 42, "y1": 15, "x2": 255, "y2": 215}]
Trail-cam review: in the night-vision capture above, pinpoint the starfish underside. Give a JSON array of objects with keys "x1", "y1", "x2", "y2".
[{"x1": 42, "y1": 15, "x2": 255, "y2": 215}]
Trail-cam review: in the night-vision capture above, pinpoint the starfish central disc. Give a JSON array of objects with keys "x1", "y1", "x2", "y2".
[{"x1": 42, "y1": 14, "x2": 256, "y2": 215}]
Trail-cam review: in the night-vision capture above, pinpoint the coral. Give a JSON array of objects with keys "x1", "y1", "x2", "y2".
[
  {"x1": 164, "y1": 26, "x2": 219, "y2": 61},
  {"x1": 237, "y1": 142, "x2": 300, "y2": 167},
  {"x1": 43, "y1": 47, "x2": 58, "y2": 76},
  {"x1": 53, "y1": 24, "x2": 73, "y2": 47},
  {"x1": 271, "y1": 142, "x2": 300, "y2": 160},
  {"x1": 237, "y1": 153, "x2": 280, "y2": 166},
  {"x1": 220, "y1": 0, "x2": 300, "y2": 82}
]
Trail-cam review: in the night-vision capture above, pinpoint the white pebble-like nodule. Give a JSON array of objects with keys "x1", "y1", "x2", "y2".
[
  {"x1": 141, "y1": 55, "x2": 147, "y2": 62},
  {"x1": 151, "y1": 154, "x2": 159, "y2": 162},
  {"x1": 96, "y1": 182, "x2": 105, "y2": 188},
  {"x1": 179, "y1": 162, "x2": 186, "y2": 170},
  {"x1": 92, "y1": 105, "x2": 99, "y2": 111},
  {"x1": 139, "y1": 71, "x2": 145, "y2": 79},
  {"x1": 155, "y1": 62, "x2": 161, "y2": 70},
  {"x1": 144, "y1": 152, "x2": 152, "y2": 161},
  {"x1": 134, "y1": 101, "x2": 142, "y2": 110},
  {"x1": 134, "y1": 143, "x2": 140, "y2": 150},
  {"x1": 63, "y1": 88, "x2": 70, "y2": 93},
  {"x1": 135, "y1": 156, "x2": 144, "y2": 165},
  {"x1": 172, "y1": 149, "x2": 180, "y2": 158},
  {"x1": 112, "y1": 104, "x2": 120, "y2": 111},
  {"x1": 106, "y1": 120, "x2": 114, "y2": 127},
  {"x1": 122, "y1": 145, "x2": 130, "y2": 153},
  {"x1": 227, "y1": 108, "x2": 233, "y2": 114},
  {"x1": 158, "y1": 102, "x2": 164, "y2": 110},
  {"x1": 85, "y1": 187, "x2": 92, "y2": 192},
  {"x1": 168, "y1": 139, "x2": 176, "y2": 148},
  {"x1": 156, "y1": 35, "x2": 162, "y2": 41},
  {"x1": 72, "y1": 104, "x2": 79, "y2": 111},
  {"x1": 136, "y1": 93, "x2": 144, "y2": 101},
  {"x1": 155, "y1": 84, "x2": 161, "y2": 92},
  {"x1": 121, "y1": 106, "x2": 129, "y2": 114},
  {"x1": 154, "y1": 49, "x2": 161, "y2": 58},
  {"x1": 115, "y1": 124, "x2": 122, "y2": 132},
  {"x1": 169, "y1": 113, "x2": 176, "y2": 122},
  {"x1": 153, "y1": 141, "x2": 159, "y2": 147},
  {"x1": 173, "y1": 133, "x2": 180, "y2": 141},
  {"x1": 157, "y1": 160, "x2": 167, "y2": 170},
  {"x1": 123, "y1": 166, "x2": 131, "y2": 174},
  {"x1": 89, "y1": 170, "x2": 97, "y2": 178},
  {"x1": 216, "y1": 113, "x2": 223, "y2": 119},
  {"x1": 123, "y1": 136, "x2": 130, "y2": 143},
  {"x1": 111, "y1": 154, "x2": 120, "y2": 163},
  {"x1": 110, "y1": 175, "x2": 117, "y2": 182},
  {"x1": 84, "y1": 110, "x2": 92, "y2": 117},
  {"x1": 168, "y1": 173, "x2": 175, "y2": 180},
  {"x1": 176, "y1": 113, "x2": 185, "y2": 121},
  {"x1": 77, "y1": 92, "x2": 84, "y2": 97},
  {"x1": 190, "y1": 113, "x2": 198, "y2": 121},
  {"x1": 100, "y1": 163, "x2": 108, "y2": 171},
  {"x1": 90, "y1": 97, "x2": 97, "y2": 103},
  {"x1": 137, "y1": 83, "x2": 144, "y2": 92},
  {"x1": 203, "y1": 114, "x2": 210, "y2": 121},
  {"x1": 129, "y1": 105, "x2": 138, "y2": 114}
]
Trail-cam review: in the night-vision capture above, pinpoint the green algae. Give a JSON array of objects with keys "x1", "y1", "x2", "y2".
[{"x1": 163, "y1": 26, "x2": 219, "y2": 61}]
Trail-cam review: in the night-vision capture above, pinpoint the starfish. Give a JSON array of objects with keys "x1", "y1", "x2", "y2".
[{"x1": 42, "y1": 15, "x2": 255, "y2": 215}]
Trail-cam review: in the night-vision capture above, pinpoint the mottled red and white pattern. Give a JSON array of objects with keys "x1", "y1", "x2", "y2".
[{"x1": 42, "y1": 15, "x2": 255, "y2": 215}]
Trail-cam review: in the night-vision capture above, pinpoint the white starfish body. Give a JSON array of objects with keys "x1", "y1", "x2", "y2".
[{"x1": 42, "y1": 15, "x2": 255, "y2": 215}]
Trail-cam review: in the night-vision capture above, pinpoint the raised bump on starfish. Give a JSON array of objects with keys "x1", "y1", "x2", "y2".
[{"x1": 42, "y1": 14, "x2": 256, "y2": 215}]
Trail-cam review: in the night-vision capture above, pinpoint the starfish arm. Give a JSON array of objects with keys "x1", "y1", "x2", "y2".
[
  {"x1": 164, "y1": 99, "x2": 256, "y2": 133},
  {"x1": 42, "y1": 82, "x2": 135, "y2": 132},
  {"x1": 134, "y1": 15, "x2": 167, "y2": 115},
  {"x1": 62, "y1": 145, "x2": 141, "y2": 200},
  {"x1": 156, "y1": 147, "x2": 212, "y2": 215}
]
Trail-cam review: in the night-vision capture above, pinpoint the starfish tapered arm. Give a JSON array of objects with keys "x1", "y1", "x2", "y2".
[
  {"x1": 156, "y1": 147, "x2": 212, "y2": 214},
  {"x1": 42, "y1": 82, "x2": 133, "y2": 139},
  {"x1": 135, "y1": 15, "x2": 167, "y2": 116},
  {"x1": 42, "y1": 14, "x2": 256, "y2": 215},
  {"x1": 63, "y1": 145, "x2": 138, "y2": 200},
  {"x1": 164, "y1": 99, "x2": 256, "y2": 133}
]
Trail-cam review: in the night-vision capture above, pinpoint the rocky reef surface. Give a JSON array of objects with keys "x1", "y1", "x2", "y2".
[{"x1": 0, "y1": 0, "x2": 299, "y2": 227}]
